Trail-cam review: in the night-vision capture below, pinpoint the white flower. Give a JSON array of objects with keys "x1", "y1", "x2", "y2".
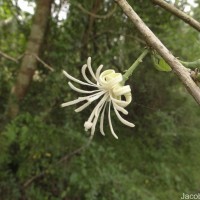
[{"x1": 61, "y1": 57, "x2": 135, "y2": 139}]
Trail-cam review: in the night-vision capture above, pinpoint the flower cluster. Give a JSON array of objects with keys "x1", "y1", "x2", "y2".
[{"x1": 61, "y1": 57, "x2": 135, "y2": 139}]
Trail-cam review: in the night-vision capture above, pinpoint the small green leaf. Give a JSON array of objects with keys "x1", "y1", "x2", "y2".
[{"x1": 152, "y1": 54, "x2": 172, "y2": 72}]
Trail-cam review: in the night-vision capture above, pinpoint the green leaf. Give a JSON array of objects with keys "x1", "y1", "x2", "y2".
[{"x1": 152, "y1": 54, "x2": 172, "y2": 72}]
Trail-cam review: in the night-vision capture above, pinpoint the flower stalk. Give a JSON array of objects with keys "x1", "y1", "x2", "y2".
[
  {"x1": 122, "y1": 49, "x2": 149, "y2": 84},
  {"x1": 179, "y1": 59, "x2": 200, "y2": 69}
]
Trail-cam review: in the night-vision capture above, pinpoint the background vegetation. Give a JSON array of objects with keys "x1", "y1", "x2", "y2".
[{"x1": 0, "y1": 0, "x2": 200, "y2": 199}]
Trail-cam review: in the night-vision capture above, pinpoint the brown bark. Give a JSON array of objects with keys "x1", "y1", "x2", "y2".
[
  {"x1": 152, "y1": 0, "x2": 200, "y2": 32},
  {"x1": 7, "y1": 0, "x2": 52, "y2": 118}
]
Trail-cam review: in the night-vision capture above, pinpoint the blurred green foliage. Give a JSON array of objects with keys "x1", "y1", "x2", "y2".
[{"x1": 0, "y1": 0, "x2": 200, "y2": 199}]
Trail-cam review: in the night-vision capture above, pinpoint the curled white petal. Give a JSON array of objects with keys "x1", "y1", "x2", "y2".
[
  {"x1": 87, "y1": 57, "x2": 97, "y2": 81},
  {"x1": 81, "y1": 64, "x2": 96, "y2": 85},
  {"x1": 112, "y1": 101, "x2": 128, "y2": 115},
  {"x1": 75, "y1": 91, "x2": 106, "y2": 112},
  {"x1": 108, "y1": 101, "x2": 118, "y2": 139},
  {"x1": 99, "y1": 70, "x2": 115, "y2": 80},
  {"x1": 68, "y1": 82, "x2": 100, "y2": 94},
  {"x1": 106, "y1": 75, "x2": 123, "y2": 88},
  {"x1": 63, "y1": 70, "x2": 95, "y2": 87},
  {"x1": 99, "y1": 70, "x2": 114, "y2": 85},
  {"x1": 88, "y1": 91, "x2": 105, "y2": 102},
  {"x1": 99, "y1": 70, "x2": 123, "y2": 89},
  {"x1": 113, "y1": 85, "x2": 131, "y2": 96},
  {"x1": 91, "y1": 102, "x2": 105, "y2": 136},
  {"x1": 113, "y1": 105, "x2": 135, "y2": 127},
  {"x1": 75, "y1": 101, "x2": 91, "y2": 112},
  {"x1": 94, "y1": 94, "x2": 109, "y2": 116},
  {"x1": 62, "y1": 91, "x2": 104, "y2": 108},
  {"x1": 78, "y1": 91, "x2": 104, "y2": 101},
  {"x1": 110, "y1": 92, "x2": 132, "y2": 107},
  {"x1": 96, "y1": 64, "x2": 103, "y2": 83},
  {"x1": 61, "y1": 98, "x2": 86, "y2": 107},
  {"x1": 100, "y1": 102, "x2": 107, "y2": 136},
  {"x1": 84, "y1": 93, "x2": 109, "y2": 133},
  {"x1": 88, "y1": 94, "x2": 108, "y2": 120}
]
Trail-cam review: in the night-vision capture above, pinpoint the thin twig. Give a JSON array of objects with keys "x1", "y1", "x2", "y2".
[
  {"x1": 0, "y1": 51, "x2": 18, "y2": 63},
  {"x1": 152, "y1": 0, "x2": 200, "y2": 32},
  {"x1": 123, "y1": 48, "x2": 149, "y2": 83},
  {"x1": 23, "y1": 172, "x2": 45, "y2": 189},
  {"x1": 57, "y1": 137, "x2": 92, "y2": 164},
  {"x1": 180, "y1": 59, "x2": 200, "y2": 69},
  {"x1": 28, "y1": 53, "x2": 54, "y2": 72},
  {"x1": 75, "y1": 3, "x2": 116, "y2": 19},
  {"x1": 0, "y1": 50, "x2": 54, "y2": 72},
  {"x1": 23, "y1": 137, "x2": 92, "y2": 189},
  {"x1": 115, "y1": 0, "x2": 200, "y2": 105}
]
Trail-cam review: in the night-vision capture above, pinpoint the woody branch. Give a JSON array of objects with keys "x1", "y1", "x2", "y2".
[{"x1": 115, "y1": 0, "x2": 200, "y2": 105}]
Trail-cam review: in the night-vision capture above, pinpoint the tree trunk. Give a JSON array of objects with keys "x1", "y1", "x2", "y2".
[
  {"x1": 7, "y1": 0, "x2": 52, "y2": 119},
  {"x1": 80, "y1": 0, "x2": 102, "y2": 60}
]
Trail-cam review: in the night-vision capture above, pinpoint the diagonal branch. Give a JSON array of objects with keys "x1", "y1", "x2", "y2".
[
  {"x1": 23, "y1": 138, "x2": 92, "y2": 189},
  {"x1": 0, "y1": 50, "x2": 54, "y2": 72},
  {"x1": 0, "y1": 51, "x2": 18, "y2": 63},
  {"x1": 24, "y1": 53, "x2": 54, "y2": 72},
  {"x1": 152, "y1": 0, "x2": 200, "y2": 32},
  {"x1": 115, "y1": 0, "x2": 200, "y2": 105},
  {"x1": 75, "y1": 3, "x2": 116, "y2": 19}
]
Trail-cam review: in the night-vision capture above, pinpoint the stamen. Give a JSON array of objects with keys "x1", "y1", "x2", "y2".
[{"x1": 84, "y1": 121, "x2": 93, "y2": 131}]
